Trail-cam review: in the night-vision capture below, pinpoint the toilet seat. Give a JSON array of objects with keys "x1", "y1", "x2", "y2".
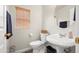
[{"x1": 30, "y1": 41, "x2": 44, "y2": 47}]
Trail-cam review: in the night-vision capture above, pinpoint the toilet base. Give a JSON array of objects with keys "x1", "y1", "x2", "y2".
[{"x1": 33, "y1": 45, "x2": 46, "y2": 53}]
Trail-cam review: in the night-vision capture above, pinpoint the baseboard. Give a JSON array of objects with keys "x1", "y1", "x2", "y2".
[{"x1": 15, "y1": 47, "x2": 32, "y2": 53}]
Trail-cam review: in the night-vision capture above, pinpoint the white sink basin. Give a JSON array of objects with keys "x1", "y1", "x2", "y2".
[{"x1": 47, "y1": 34, "x2": 75, "y2": 47}]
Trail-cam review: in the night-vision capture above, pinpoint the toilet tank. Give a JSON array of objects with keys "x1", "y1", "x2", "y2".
[{"x1": 40, "y1": 29, "x2": 49, "y2": 43}]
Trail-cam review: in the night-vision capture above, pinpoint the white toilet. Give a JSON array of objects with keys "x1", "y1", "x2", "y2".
[
  {"x1": 30, "y1": 40, "x2": 46, "y2": 53},
  {"x1": 30, "y1": 30, "x2": 48, "y2": 53}
]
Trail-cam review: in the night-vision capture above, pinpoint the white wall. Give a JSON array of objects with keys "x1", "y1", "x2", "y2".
[
  {"x1": 42, "y1": 6, "x2": 57, "y2": 34},
  {"x1": 76, "y1": 6, "x2": 79, "y2": 36},
  {"x1": 55, "y1": 6, "x2": 76, "y2": 35},
  {"x1": 0, "y1": 6, "x2": 7, "y2": 52},
  {"x1": 42, "y1": 5, "x2": 77, "y2": 36},
  {"x1": 55, "y1": 6, "x2": 74, "y2": 21},
  {"x1": 7, "y1": 5, "x2": 42, "y2": 52},
  {"x1": 75, "y1": 6, "x2": 79, "y2": 53}
]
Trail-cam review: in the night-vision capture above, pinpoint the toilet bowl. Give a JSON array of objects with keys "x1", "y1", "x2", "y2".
[
  {"x1": 30, "y1": 33, "x2": 48, "y2": 53},
  {"x1": 30, "y1": 41, "x2": 46, "y2": 53}
]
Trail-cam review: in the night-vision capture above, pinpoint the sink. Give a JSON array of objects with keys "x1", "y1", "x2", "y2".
[
  {"x1": 47, "y1": 34, "x2": 75, "y2": 47},
  {"x1": 46, "y1": 34, "x2": 75, "y2": 53}
]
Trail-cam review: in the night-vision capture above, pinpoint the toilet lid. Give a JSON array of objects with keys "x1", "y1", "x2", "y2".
[{"x1": 30, "y1": 41, "x2": 44, "y2": 46}]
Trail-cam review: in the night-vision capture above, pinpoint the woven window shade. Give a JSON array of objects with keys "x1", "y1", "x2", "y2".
[{"x1": 16, "y1": 7, "x2": 30, "y2": 29}]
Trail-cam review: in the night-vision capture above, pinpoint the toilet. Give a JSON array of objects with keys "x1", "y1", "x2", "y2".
[
  {"x1": 30, "y1": 29, "x2": 48, "y2": 53},
  {"x1": 30, "y1": 40, "x2": 46, "y2": 53}
]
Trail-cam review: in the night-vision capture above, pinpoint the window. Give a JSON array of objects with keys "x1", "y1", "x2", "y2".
[{"x1": 16, "y1": 7, "x2": 30, "y2": 29}]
